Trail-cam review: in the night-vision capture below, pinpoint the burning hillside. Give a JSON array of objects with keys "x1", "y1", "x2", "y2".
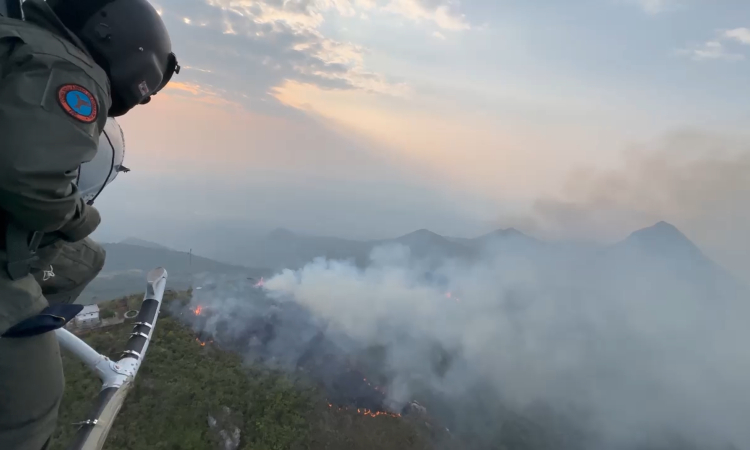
[
  {"x1": 327, "y1": 403, "x2": 401, "y2": 418},
  {"x1": 171, "y1": 237, "x2": 750, "y2": 450},
  {"x1": 175, "y1": 285, "x2": 408, "y2": 419}
]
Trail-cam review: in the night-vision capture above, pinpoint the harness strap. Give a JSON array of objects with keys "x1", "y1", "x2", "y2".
[{"x1": 5, "y1": 221, "x2": 43, "y2": 280}]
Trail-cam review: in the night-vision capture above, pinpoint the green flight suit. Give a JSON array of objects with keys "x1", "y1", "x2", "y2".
[
  {"x1": 31, "y1": 237, "x2": 107, "y2": 306},
  {"x1": 0, "y1": 1, "x2": 111, "y2": 449}
]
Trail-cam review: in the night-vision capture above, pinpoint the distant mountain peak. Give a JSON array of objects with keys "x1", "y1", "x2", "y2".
[
  {"x1": 627, "y1": 221, "x2": 688, "y2": 243},
  {"x1": 405, "y1": 228, "x2": 439, "y2": 237},
  {"x1": 119, "y1": 237, "x2": 171, "y2": 250},
  {"x1": 268, "y1": 227, "x2": 296, "y2": 240},
  {"x1": 490, "y1": 227, "x2": 525, "y2": 237},
  {"x1": 650, "y1": 221, "x2": 679, "y2": 232},
  {"x1": 621, "y1": 221, "x2": 705, "y2": 260},
  {"x1": 396, "y1": 229, "x2": 446, "y2": 243}
]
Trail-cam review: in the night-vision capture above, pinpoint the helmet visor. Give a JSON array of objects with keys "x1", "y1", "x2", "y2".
[{"x1": 141, "y1": 52, "x2": 180, "y2": 104}]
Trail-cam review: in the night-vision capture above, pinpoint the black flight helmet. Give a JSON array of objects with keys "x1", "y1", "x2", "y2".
[{"x1": 48, "y1": 0, "x2": 180, "y2": 117}]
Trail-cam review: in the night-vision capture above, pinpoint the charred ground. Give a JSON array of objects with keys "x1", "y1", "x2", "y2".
[{"x1": 51, "y1": 291, "x2": 446, "y2": 450}]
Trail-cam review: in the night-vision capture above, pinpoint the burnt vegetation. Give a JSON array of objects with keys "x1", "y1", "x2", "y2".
[
  {"x1": 55, "y1": 221, "x2": 747, "y2": 450},
  {"x1": 51, "y1": 291, "x2": 444, "y2": 450}
]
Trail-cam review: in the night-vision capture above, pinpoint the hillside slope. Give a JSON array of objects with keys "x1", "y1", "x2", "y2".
[
  {"x1": 78, "y1": 244, "x2": 268, "y2": 304},
  {"x1": 51, "y1": 296, "x2": 442, "y2": 450}
]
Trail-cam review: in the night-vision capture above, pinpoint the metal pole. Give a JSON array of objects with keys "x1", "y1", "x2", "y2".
[{"x1": 56, "y1": 267, "x2": 168, "y2": 450}]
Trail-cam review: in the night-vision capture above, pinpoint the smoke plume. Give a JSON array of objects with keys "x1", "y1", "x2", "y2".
[
  {"x1": 182, "y1": 233, "x2": 750, "y2": 450},
  {"x1": 505, "y1": 129, "x2": 750, "y2": 281}
]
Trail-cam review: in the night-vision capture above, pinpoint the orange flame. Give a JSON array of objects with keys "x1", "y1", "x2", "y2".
[
  {"x1": 444, "y1": 291, "x2": 461, "y2": 303},
  {"x1": 195, "y1": 338, "x2": 206, "y2": 347},
  {"x1": 193, "y1": 305, "x2": 203, "y2": 316},
  {"x1": 326, "y1": 402, "x2": 401, "y2": 418}
]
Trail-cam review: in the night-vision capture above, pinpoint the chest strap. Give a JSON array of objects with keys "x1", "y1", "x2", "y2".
[{"x1": 5, "y1": 221, "x2": 43, "y2": 280}]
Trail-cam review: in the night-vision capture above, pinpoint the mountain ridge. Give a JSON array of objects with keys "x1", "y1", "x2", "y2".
[
  {"x1": 79, "y1": 243, "x2": 268, "y2": 305},
  {"x1": 90, "y1": 221, "x2": 743, "y2": 303},
  {"x1": 118, "y1": 237, "x2": 172, "y2": 250},
  {"x1": 106, "y1": 222, "x2": 719, "y2": 272}
]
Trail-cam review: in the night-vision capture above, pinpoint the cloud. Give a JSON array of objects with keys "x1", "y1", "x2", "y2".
[
  {"x1": 624, "y1": 0, "x2": 723, "y2": 15},
  {"x1": 221, "y1": 0, "x2": 327, "y2": 32},
  {"x1": 383, "y1": 0, "x2": 470, "y2": 30},
  {"x1": 724, "y1": 27, "x2": 750, "y2": 45},
  {"x1": 621, "y1": 0, "x2": 681, "y2": 14},
  {"x1": 633, "y1": 0, "x2": 672, "y2": 14},
  {"x1": 432, "y1": 31, "x2": 446, "y2": 40},
  {"x1": 680, "y1": 40, "x2": 745, "y2": 61},
  {"x1": 161, "y1": 81, "x2": 244, "y2": 109},
  {"x1": 153, "y1": 0, "x2": 424, "y2": 113},
  {"x1": 182, "y1": 65, "x2": 214, "y2": 73},
  {"x1": 144, "y1": 0, "x2": 475, "y2": 116},
  {"x1": 678, "y1": 27, "x2": 750, "y2": 62}
]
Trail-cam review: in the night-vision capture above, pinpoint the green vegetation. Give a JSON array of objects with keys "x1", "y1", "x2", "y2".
[
  {"x1": 50, "y1": 293, "x2": 438, "y2": 450},
  {"x1": 93, "y1": 294, "x2": 137, "y2": 319}
]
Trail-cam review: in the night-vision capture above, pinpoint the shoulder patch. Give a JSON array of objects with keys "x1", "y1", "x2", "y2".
[{"x1": 57, "y1": 84, "x2": 98, "y2": 123}]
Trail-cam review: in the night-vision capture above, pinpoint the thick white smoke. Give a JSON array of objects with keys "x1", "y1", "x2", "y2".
[
  {"x1": 259, "y1": 242, "x2": 750, "y2": 449},
  {"x1": 503, "y1": 130, "x2": 750, "y2": 283}
]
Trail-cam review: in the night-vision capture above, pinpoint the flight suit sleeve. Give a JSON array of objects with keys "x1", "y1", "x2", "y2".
[{"x1": 0, "y1": 51, "x2": 109, "y2": 241}]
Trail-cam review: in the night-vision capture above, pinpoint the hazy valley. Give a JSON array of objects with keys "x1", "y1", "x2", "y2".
[{"x1": 71, "y1": 221, "x2": 750, "y2": 450}]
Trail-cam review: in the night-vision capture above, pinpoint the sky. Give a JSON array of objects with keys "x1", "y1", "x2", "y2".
[{"x1": 94, "y1": 0, "x2": 750, "y2": 274}]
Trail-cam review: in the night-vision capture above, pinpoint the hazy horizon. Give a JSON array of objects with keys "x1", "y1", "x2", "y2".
[
  {"x1": 89, "y1": 0, "x2": 750, "y2": 280},
  {"x1": 93, "y1": 212, "x2": 748, "y2": 282}
]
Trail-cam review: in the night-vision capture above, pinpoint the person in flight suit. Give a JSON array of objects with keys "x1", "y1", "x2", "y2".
[
  {"x1": 31, "y1": 117, "x2": 129, "y2": 307},
  {"x1": 0, "y1": 0, "x2": 179, "y2": 449}
]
